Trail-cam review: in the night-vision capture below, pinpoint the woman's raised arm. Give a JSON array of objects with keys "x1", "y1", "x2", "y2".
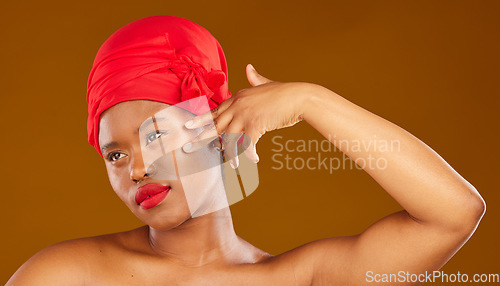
[
  {"x1": 299, "y1": 80, "x2": 485, "y2": 284},
  {"x1": 184, "y1": 64, "x2": 486, "y2": 285}
]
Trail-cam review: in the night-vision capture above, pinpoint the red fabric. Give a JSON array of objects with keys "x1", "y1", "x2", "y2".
[{"x1": 86, "y1": 15, "x2": 231, "y2": 157}]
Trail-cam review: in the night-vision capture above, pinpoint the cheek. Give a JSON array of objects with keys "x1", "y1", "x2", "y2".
[
  {"x1": 177, "y1": 144, "x2": 222, "y2": 179},
  {"x1": 177, "y1": 146, "x2": 223, "y2": 198},
  {"x1": 105, "y1": 164, "x2": 132, "y2": 202}
]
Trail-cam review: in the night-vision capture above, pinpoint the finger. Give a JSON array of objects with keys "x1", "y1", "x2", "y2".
[
  {"x1": 223, "y1": 133, "x2": 241, "y2": 169},
  {"x1": 242, "y1": 127, "x2": 262, "y2": 163},
  {"x1": 182, "y1": 107, "x2": 234, "y2": 153},
  {"x1": 182, "y1": 126, "x2": 219, "y2": 153},
  {"x1": 212, "y1": 109, "x2": 234, "y2": 134},
  {"x1": 182, "y1": 109, "x2": 233, "y2": 153},
  {"x1": 221, "y1": 121, "x2": 244, "y2": 169},
  {"x1": 246, "y1": 64, "x2": 274, "y2": 87},
  {"x1": 185, "y1": 98, "x2": 233, "y2": 129}
]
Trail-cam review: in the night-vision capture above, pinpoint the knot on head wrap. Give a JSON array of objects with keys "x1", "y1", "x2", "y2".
[
  {"x1": 86, "y1": 15, "x2": 231, "y2": 157},
  {"x1": 170, "y1": 51, "x2": 227, "y2": 100}
]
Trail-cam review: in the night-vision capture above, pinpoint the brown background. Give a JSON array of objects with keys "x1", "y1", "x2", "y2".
[{"x1": 1, "y1": 0, "x2": 499, "y2": 284}]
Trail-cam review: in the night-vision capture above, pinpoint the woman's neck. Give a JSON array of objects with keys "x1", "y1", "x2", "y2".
[{"x1": 146, "y1": 207, "x2": 240, "y2": 267}]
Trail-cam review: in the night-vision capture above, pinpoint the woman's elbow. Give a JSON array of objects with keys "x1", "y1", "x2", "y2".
[
  {"x1": 449, "y1": 186, "x2": 486, "y2": 236},
  {"x1": 468, "y1": 190, "x2": 486, "y2": 225}
]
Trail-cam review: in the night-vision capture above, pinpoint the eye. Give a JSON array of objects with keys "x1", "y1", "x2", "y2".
[
  {"x1": 146, "y1": 131, "x2": 167, "y2": 146},
  {"x1": 107, "y1": 152, "x2": 126, "y2": 162}
]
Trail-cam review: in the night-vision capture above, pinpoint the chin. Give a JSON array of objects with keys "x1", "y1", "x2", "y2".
[{"x1": 134, "y1": 204, "x2": 193, "y2": 231}]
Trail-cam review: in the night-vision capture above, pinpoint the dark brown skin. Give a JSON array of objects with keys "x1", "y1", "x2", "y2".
[{"x1": 7, "y1": 65, "x2": 485, "y2": 285}]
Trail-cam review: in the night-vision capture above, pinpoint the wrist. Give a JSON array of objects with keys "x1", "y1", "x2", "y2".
[{"x1": 295, "y1": 82, "x2": 333, "y2": 123}]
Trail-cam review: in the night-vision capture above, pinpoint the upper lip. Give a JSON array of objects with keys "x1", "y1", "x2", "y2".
[{"x1": 135, "y1": 183, "x2": 171, "y2": 204}]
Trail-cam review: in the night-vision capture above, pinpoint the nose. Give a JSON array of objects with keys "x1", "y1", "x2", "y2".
[{"x1": 130, "y1": 151, "x2": 150, "y2": 182}]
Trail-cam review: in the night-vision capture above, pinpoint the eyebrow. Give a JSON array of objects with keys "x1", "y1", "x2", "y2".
[
  {"x1": 101, "y1": 141, "x2": 119, "y2": 153},
  {"x1": 101, "y1": 116, "x2": 167, "y2": 154},
  {"x1": 140, "y1": 116, "x2": 167, "y2": 130}
]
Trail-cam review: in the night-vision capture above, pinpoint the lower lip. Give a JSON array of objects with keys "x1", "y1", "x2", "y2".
[{"x1": 139, "y1": 188, "x2": 171, "y2": 210}]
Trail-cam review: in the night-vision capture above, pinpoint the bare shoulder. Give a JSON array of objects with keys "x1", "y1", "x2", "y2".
[{"x1": 6, "y1": 229, "x2": 128, "y2": 286}]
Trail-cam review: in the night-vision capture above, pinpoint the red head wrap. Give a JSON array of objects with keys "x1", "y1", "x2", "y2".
[{"x1": 86, "y1": 15, "x2": 231, "y2": 157}]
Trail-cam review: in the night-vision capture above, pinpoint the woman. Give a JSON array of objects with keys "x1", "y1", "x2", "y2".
[{"x1": 7, "y1": 15, "x2": 485, "y2": 285}]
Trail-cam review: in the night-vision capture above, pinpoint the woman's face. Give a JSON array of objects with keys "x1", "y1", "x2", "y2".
[{"x1": 98, "y1": 100, "x2": 226, "y2": 230}]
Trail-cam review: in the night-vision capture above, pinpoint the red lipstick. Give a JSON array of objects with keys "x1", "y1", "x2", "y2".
[{"x1": 135, "y1": 183, "x2": 171, "y2": 210}]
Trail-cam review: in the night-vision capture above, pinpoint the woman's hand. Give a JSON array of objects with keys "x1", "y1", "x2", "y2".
[{"x1": 182, "y1": 64, "x2": 309, "y2": 168}]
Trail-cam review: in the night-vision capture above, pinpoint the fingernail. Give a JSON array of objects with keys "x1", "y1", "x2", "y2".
[
  {"x1": 248, "y1": 64, "x2": 255, "y2": 72},
  {"x1": 254, "y1": 153, "x2": 259, "y2": 163},
  {"x1": 183, "y1": 142, "x2": 192, "y2": 152},
  {"x1": 185, "y1": 120, "x2": 194, "y2": 128},
  {"x1": 229, "y1": 160, "x2": 235, "y2": 169}
]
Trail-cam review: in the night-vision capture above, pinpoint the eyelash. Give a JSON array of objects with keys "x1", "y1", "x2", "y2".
[
  {"x1": 107, "y1": 152, "x2": 126, "y2": 162},
  {"x1": 105, "y1": 130, "x2": 167, "y2": 162},
  {"x1": 146, "y1": 130, "x2": 167, "y2": 146}
]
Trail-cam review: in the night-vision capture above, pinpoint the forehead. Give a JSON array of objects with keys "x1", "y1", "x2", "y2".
[
  {"x1": 98, "y1": 100, "x2": 175, "y2": 145},
  {"x1": 100, "y1": 99, "x2": 170, "y2": 123}
]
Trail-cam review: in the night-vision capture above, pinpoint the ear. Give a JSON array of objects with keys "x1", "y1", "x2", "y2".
[{"x1": 246, "y1": 64, "x2": 273, "y2": 87}]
